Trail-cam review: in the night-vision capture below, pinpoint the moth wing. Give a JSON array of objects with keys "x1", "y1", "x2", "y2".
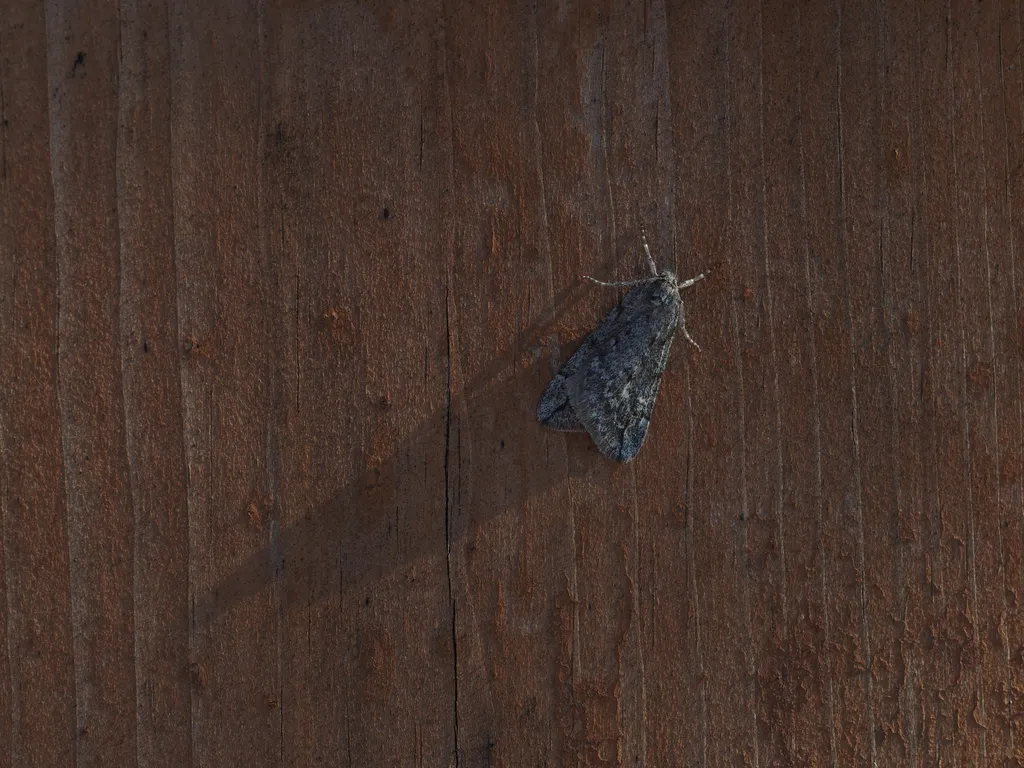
[
  {"x1": 536, "y1": 371, "x2": 586, "y2": 431},
  {"x1": 536, "y1": 319, "x2": 603, "y2": 432},
  {"x1": 570, "y1": 280, "x2": 679, "y2": 462}
]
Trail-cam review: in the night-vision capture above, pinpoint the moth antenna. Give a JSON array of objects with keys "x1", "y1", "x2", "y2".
[
  {"x1": 640, "y1": 228, "x2": 658, "y2": 276},
  {"x1": 583, "y1": 276, "x2": 656, "y2": 289},
  {"x1": 678, "y1": 272, "x2": 707, "y2": 290}
]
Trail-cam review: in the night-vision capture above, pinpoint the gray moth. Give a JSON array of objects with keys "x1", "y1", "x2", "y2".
[{"x1": 537, "y1": 231, "x2": 706, "y2": 463}]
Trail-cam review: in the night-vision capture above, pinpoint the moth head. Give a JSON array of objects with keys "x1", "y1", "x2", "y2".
[
  {"x1": 664, "y1": 268, "x2": 707, "y2": 294},
  {"x1": 658, "y1": 270, "x2": 688, "y2": 295}
]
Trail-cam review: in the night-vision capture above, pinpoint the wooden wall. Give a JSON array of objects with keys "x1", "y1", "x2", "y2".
[{"x1": 2, "y1": 0, "x2": 1024, "y2": 765}]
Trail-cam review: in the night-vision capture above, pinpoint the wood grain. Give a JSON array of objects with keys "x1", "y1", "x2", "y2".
[{"x1": 2, "y1": 0, "x2": 1023, "y2": 765}]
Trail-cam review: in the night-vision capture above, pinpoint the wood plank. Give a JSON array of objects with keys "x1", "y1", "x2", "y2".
[
  {"x1": 44, "y1": 0, "x2": 137, "y2": 762},
  {"x1": 117, "y1": 0, "x2": 193, "y2": 763},
  {"x1": 0, "y1": 2, "x2": 77, "y2": 765},
  {"x1": 0, "y1": 2, "x2": 1020, "y2": 764},
  {"x1": 168, "y1": 2, "x2": 278, "y2": 764}
]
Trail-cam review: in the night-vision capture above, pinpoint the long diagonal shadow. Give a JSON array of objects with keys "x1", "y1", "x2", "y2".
[{"x1": 193, "y1": 281, "x2": 593, "y2": 627}]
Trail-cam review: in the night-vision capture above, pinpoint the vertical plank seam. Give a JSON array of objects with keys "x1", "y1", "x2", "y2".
[
  {"x1": 438, "y1": 6, "x2": 460, "y2": 763},
  {"x1": 443, "y1": 279, "x2": 459, "y2": 768}
]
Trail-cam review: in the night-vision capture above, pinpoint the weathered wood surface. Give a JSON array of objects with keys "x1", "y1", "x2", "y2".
[{"x1": 2, "y1": 0, "x2": 1023, "y2": 765}]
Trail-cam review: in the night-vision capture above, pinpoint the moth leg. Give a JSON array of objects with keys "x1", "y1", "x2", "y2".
[
  {"x1": 640, "y1": 228, "x2": 658, "y2": 276},
  {"x1": 583, "y1": 275, "x2": 654, "y2": 289},
  {"x1": 678, "y1": 272, "x2": 707, "y2": 290},
  {"x1": 678, "y1": 301, "x2": 702, "y2": 350}
]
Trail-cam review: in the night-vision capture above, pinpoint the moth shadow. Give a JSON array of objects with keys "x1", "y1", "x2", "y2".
[{"x1": 193, "y1": 281, "x2": 595, "y2": 628}]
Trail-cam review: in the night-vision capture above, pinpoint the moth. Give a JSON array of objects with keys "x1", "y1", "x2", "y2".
[{"x1": 537, "y1": 231, "x2": 707, "y2": 462}]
